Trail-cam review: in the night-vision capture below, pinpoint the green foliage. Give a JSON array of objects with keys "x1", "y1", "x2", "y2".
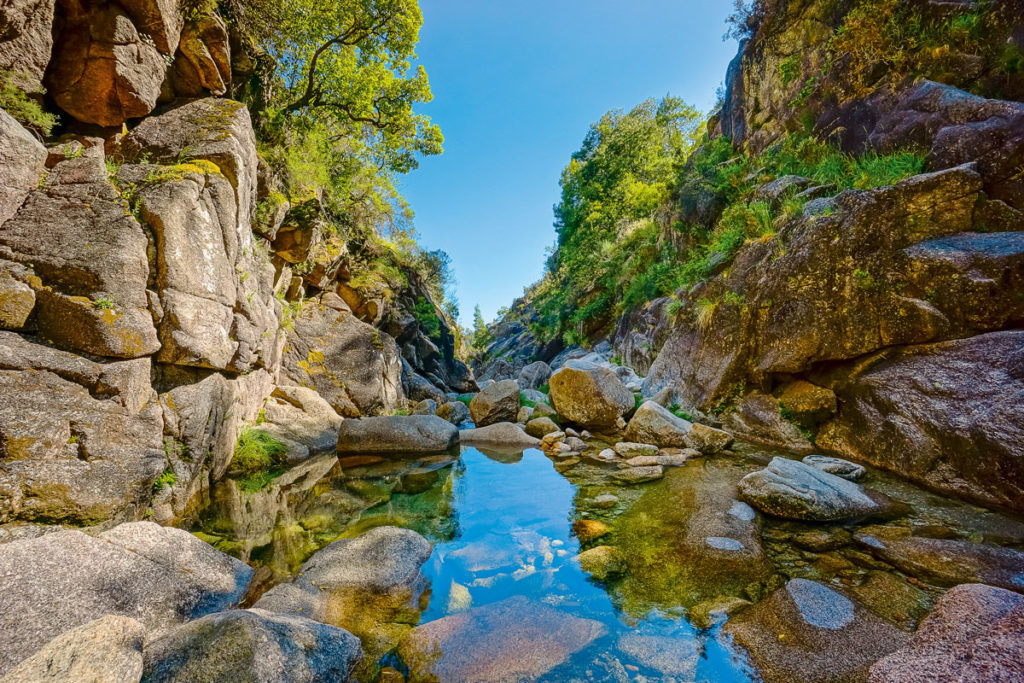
[
  {"x1": 519, "y1": 393, "x2": 536, "y2": 409},
  {"x1": 153, "y1": 468, "x2": 177, "y2": 493},
  {"x1": 0, "y1": 70, "x2": 57, "y2": 135},
  {"x1": 92, "y1": 297, "x2": 115, "y2": 310},
  {"x1": 668, "y1": 403, "x2": 693, "y2": 421},
  {"x1": 471, "y1": 305, "x2": 492, "y2": 349},
  {"x1": 231, "y1": 427, "x2": 288, "y2": 475},
  {"x1": 413, "y1": 296, "x2": 441, "y2": 338},
  {"x1": 537, "y1": 383, "x2": 550, "y2": 395}
]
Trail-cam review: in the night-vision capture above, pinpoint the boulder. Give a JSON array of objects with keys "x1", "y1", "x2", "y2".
[
  {"x1": 284, "y1": 295, "x2": 404, "y2": 417},
  {"x1": 0, "y1": 522, "x2": 253, "y2": 676},
  {"x1": 738, "y1": 457, "x2": 881, "y2": 521},
  {"x1": 803, "y1": 455, "x2": 866, "y2": 481},
  {"x1": 624, "y1": 401, "x2": 692, "y2": 448},
  {"x1": 817, "y1": 330, "x2": 1024, "y2": 513},
  {"x1": 336, "y1": 415, "x2": 458, "y2": 455},
  {"x1": 531, "y1": 401, "x2": 557, "y2": 419},
  {"x1": 525, "y1": 416, "x2": 560, "y2": 438},
  {"x1": 517, "y1": 360, "x2": 551, "y2": 390},
  {"x1": 459, "y1": 422, "x2": 540, "y2": 450},
  {"x1": 397, "y1": 596, "x2": 606, "y2": 682},
  {"x1": 549, "y1": 360, "x2": 634, "y2": 430},
  {"x1": 613, "y1": 465, "x2": 664, "y2": 484},
  {"x1": 868, "y1": 584, "x2": 1024, "y2": 682},
  {"x1": 613, "y1": 442, "x2": 659, "y2": 458},
  {"x1": 295, "y1": 526, "x2": 431, "y2": 594},
  {"x1": 577, "y1": 545, "x2": 623, "y2": 581},
  {"x1": 436, "y1": 400, "x2": 470, "y2": 426},
  {"x1": 411, "y1": 398, "x2": 437, "y2": 416},
  {"x1": 0, "y1": 615, "x2": 143, "y2": 683},
  {"x1": 725, "y1": 391, "x2": 814, "y2": 453},
  {"x1": 515, "y1": 405, "x2": 533, "y2": 423},
  {"x1": 259, "y1": 385, "x2": 342, "y2": 455},
  {"x1": 0, "y1": 109, "x2": 47, "y2": 226},
  {"x1": 684, "y1": 423, "x2": 733, "y2": 453},
  {"x1": 141, "y1": 609, "x2": 361, "y2": 683},
  {"x1": 854, "y1": 528, "x2": 1024, "y2": 593},
  {"x1": 469, "y1": 379, "x2": 520, "y2": 427},
  {"x1": 0, "y1": 0, "x2": 56, "y2": 91},
  {"x1": 46, "y1": 3, "x2": 165, "y2": 126},
  {"x1": 726, "y1": 579, "x2": 909, "y2": 683},
  {"x1": 572, "y1": 519, "x2": 611, "y2": 543},
  {"x1": 170, "y1": 14, "x2": 231, "y2": 97}
]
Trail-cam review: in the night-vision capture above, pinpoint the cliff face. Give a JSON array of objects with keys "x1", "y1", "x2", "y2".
[{"x1": 0, "y1": 0, "x2": 473, "y2": 529}]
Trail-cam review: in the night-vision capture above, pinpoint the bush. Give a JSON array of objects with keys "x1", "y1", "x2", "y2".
[
  {"x1": 413, "y1": 296, "x2": 442, "y2": 338},
  {"x1": 0, "y1": 70, "x2": 57, "y2": 135},
  {"x1": 231, "y1": 427, "x2": 288, "y2": 475}
]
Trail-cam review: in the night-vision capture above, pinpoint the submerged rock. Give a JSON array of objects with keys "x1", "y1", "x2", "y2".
[
  {"x1": 0, "y1": 522, "x2": 252, "y2": 676},
  {"x1": 336, "y1": 415, "x2": 458, "y2": 455},
  {"x1": 613, "y1": 442, "x2": 659, "y2": 458},
  {"x1": 688, "y1": 596, "x2": 751, "y2": 630},
  {"x1": 577, "y1": 545, "x2": 624, "y2": 581},
  {"x1": 397, "y1": 596, "x2": 606, "y2": 682},
  {"x1": 0, "y1": 615, "x2": 143, "y2": 683},
  {"x1": 459, "y1": 422, "x2": 540, "y2": 449},
  {"x1": 868, "y1": 583, "x2": 1024, "y2": 682},
  {"x1": 738, "y1": 457, "x2": 881, "y2": 521},
  {"x1": 469, "y1": 379, "x2": 520, "y2": 427},
  {"x1": 725, "y1": 579, "x2": 909, "y2": 683},
  {"x1": 141, "y1": 609, "x2": 362, "y2": 683},
  {"x1": 613, "y1": 465, "x2": 664, "y2": 484},
  {"x1": 549, "y1": 360, "x2": 634, "y2": 431},
  {"x1": 617, "y1": 633, "x2": 700, "y2": 679}
]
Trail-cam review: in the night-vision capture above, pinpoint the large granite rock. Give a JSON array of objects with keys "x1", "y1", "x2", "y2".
[
  {"x1": 624, "y1": 401, "x2": 693, "y2": 447},
  {"x1": 0, "y1": 108, "x2": 47, "y2": 227},
  {"x1": 170, "y1": 13, "x2": 231, "y2": 97},
  {"x1": 854, "y1": 528, "x2": 1024, "y2": 593},
  {"x1": 0, "y1": 522, "x2": 252, "y2": 676},
  {"x1": 0, "y1": 0, "x2": 56, "y2": 91},
  {"x1": 294, "y1": 526, "x2": 432, "y2": 594},
  {"x1": 517, "y1": 360, "x2": 552, "y2": 390},
  {"x1": 738, "y1": 457, "x2": 881, "y2": 522},
  {"x1": 284, "y1": 294, "x2": 404, "y2": 417},
  {"x1": 141, "y1": 609, "x2": 361, "y2": 683},
  {"x1": 549, "y1": 360, "x2": 634, "y2": 431},
  {"x1": 459, "y1": 422, "x2": 540, "y2": 450},
  {"x1": 869, "y1": 583, "x2": 1024, "y2": 682},
  {"x1": 336, "y1": 415, "x2": 458, "y2": 455},
  {"x1": 397, "y1": 596, "x2": 606, "y2": 682},
  {"x1": 818, "y1": 330, "x2": 1024, "y2": 513},
  {"x1": 0, "y1": 153, "x2": 159, "y2": 358},
  {"x1": 0, "y1": 615, "x2": 143, "y2": 683},
  {"x1": 469, "y1": 379, "x2": 520, "y2": 427},
  {"x1": 259, "y1": 385, "x2": 342, "y2": 455},
  {"x1": 725, "y1": 579, "x2": 909, "y2": 683}
]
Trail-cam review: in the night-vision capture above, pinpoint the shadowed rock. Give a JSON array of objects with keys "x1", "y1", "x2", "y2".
[{"x1": 337, "y1": 415, "x2": 458, "y2": 455}]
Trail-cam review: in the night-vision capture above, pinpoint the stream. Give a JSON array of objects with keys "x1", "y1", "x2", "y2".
[{"x1": 191, "y1": 438, "x2": 1024, "y2": 682}]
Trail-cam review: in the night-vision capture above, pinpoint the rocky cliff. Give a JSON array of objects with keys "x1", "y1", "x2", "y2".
[
  {"x1": 0, "y1": 0, "x2": 474, "y2": 530},
  {"x1": 482, "y1": 0, "x2": 1024, "y2": 513}
]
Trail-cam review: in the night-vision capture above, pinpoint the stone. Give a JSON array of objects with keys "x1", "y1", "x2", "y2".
[
  {"x1": 726, "y1": 579, "x2": 909, "y2": 683},
  {"x1": 459, "y1": 422, "x2": 540, "y2": 449},
  {"x1": 689, "y1": 596, "x2": 752, "y2": 630},
  {"x1": 531, "y1": 401, "x2": 558, "y2": 419},
  {"x1": 336, "y1": 415, "x2": 458, "y2": 455},
  {"x1": 0, "y1": 615, "x2": 143, "y2": 683},
  {"x1": 793, "y1": 528, "x2": 852, "y2": 552},
  {"x1": 577, "y1": 545, "x2": 623, "y2": 580},
  {"x1": 170, "y1": 14, "x2": 231, "y2": 97},
  {"x1": 572, "y1": 519, "x2": 611, "y2": 543},
  {"x1": 684, "y1": 422, "x2": 734, "y2": 453},
  {"x1": 260, "y1": 385, "x2": 343, "y2": 454},
  {"x1": 548, "y1": 360, "x2": 634, "y2": 431},
  {"x1": 617, "y1": 634, "x2": 700, "y2": 679},
  {"x1": 516, "y1": 405, "x2": 533, "y2": 423},
  {"x1": 0, "y1": 109, "x2": 47, "y2": 226},
  {"x1": 738, "y1": 457, "x2": 882, "y2": 521},
  {"x1": 751, "y1": 174, "x2": 814, "y2": 205},
  {"x1": 284, "y1": 296, "x2": 403, "y2": 417},
  {"x1": 469, "y1": 379, "x2": 520, "y2": 427},
  {"x1": 295, "y1": 526, "x2": 432, "y2": 593},
  {"x1": 774, "y1": 380, "x2": 837, "y2": 424},
  {"x1": 141, "y1": 609, "x2": 361, "y2": 683},
  {"x1": 847, "y1": 570, "x2": 931, "y2": 631},
  {"x1": 517, "y1": 360, "x2": 552, "y2": 390},
  {"x1": 0, "y1": 0, "x2": 56, "y2": 91},
  {"x1": 624, "y1": 401, "x2": 693, "y2": 448},
  {"x1": 854, "y1": 529, "x2": 1024, "y2": 593},
  {"x1": 397, "y1": 596, "x2": 606, "y2": 682},
  {"x1": 622, "y1": 455, "x2": 660, "y2": 467},
  {"x1": 803, "y1": 455, "x2": 866, "y2": 481},
  {"x1": 613, "y1": 465, "x2": 664, "y2": 484},
  {"x1": 868, "y1": 584, "x2": 1024, "y2": 682},
  {"x1": 725, "y1": 391, "x2": 814, "y2": 453},
  {"x1": 435, "y1": 400, "x2": 470, "y2": 426},
  {"x1": 525, "y1": 416, "x2": 560, "y2": 438},
  {"x1": 613, "y1": 442, "x2": 659, "y2": 458},
  {"x1": 412, "y1": 399, "x2": 437, "y2": 415},
  {"x1": 520, "y1": 388, "x2": 549, "y2": 405},
  {"x1": 0, "y1": 522, "x2": 253, "y2": 676},
  {"x1": 46, "y1": 3, "x2": 166, "y2": 126}
]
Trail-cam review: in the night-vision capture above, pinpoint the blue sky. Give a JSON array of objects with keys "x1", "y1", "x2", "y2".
[{"x1": 400, "y1": 1, "x2": 740, "y2": 326}]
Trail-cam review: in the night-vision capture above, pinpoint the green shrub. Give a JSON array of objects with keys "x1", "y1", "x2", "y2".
[
  {"x1": 0, "y1": 71, "x2": 57, "y2": 135},
  {"x1": 231, "y1": 427, "x2": 288, "y2": 475},
  {"x1": 413, "y1": 297, "x2": 442, "y2": 338},
  {"x1": 153, "y1": 467, "x2": 177, "y2": 493}
]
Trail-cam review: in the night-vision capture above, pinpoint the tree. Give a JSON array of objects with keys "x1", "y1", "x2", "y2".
[{"x1": 472, "y1": 305, "x2": 492, "y2": 349}]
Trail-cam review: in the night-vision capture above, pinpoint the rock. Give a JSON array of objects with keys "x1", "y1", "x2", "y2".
[
  {"x1": 0, "y1": 615, "x2": 143, "y2": 683},
  {"x1": 397, "y1": 596, "x2": 606, "y2": 682},
  {"x1": 459, "y1": 422, "x2": 540, "y2": 449},
  {"x1": 793, "y1": 528, "x2": 852, "y2": 553},
  {"x1": 656, "y1": 452, "x2": 689, "y2": 467},
  {"x1": 336, "y1": 416, "x2": 458, "y2": 455},
  {"x1": 577, "y1": 545, "x2": 623, "y2": 581},
  {"x1": 531, "y1": 401, "x2": 557, "y2": 419},
  {"x1": 260, "y1": 385, "x2": 342, "y2": 454},
  {"x1": 0, "y1": 109, "x2": 47, "y2": 226},
  {"x1": 564, "y1": 436, "x2": 586, "y2": 451},
  {"x1": 613, "y1": 465, "x2": 664, "y2": 484},
  {"x1": 613, "y1": 442, "x2": 659, "y2": 458},
  {"x1": 170, "y1": 14, "x2": 231, "y2": 97},
  {"x1": 548, "y1": 360, "x2": 634, "y2": 431},
  {"x1": 572, "y1": 519, "x2": 611, "y2": 543},
  {"x1": 803, "y1": 455, "x2": 866, "y2": 481},
  {"x1": 868, "y1": 584, "x2": 1024, "y2": 682},
  {"x1": 738, "y1": 457, "x2": 881, "y2": 521},
  {"x1": 617, "y1": 633, "x2": 700, "y2": 678},
  {"x1": 684, "y1": 422, "x2": 733, "y2": 453},
  {"x1": 818, "y1": 330, "x2": 1024, "y2": 513},
  {"x1": 591, "y1": 493, "x2": 619, "y2": 509},
  {"x1": 590, "y1": 448, "x2": 620, "y2": 463},
  {"x1": 774, "y1": 380, "x2": 837, "y2": 424},
  {"x1": 284, "y1": 295, "x2": 403, "y2": 416},
  {"x1": 621, "y1": 455, "x2": 660, "y2": 467},
  {"x1": 0, "y1": 0, "x2": 56, "y2": 91},
  {"x1": 0, "y1": 522, "x2": 253, "y2": 676},
  {"x1": 295, "y1": 526, "x2": 431, "y2": 593},
  {"x1": 725, "y1": 391, "x2": 814, "y2": 453},
  {"x1": 468, "y1": 379, "x2": 520, "y2": 427},
  {"x1": 412, "y1": 399, "x2": 437, "y2": 415},
  {"x1": 689, "y1": 596, "x2": 751, "y2": 630},
  {"x1": 46, "y1": 3, "x2": 166, "y2": 126},
  {"x1": 517, "y1": 360, "x2": 552, "y2": 390},
  {"x1": 516, "y1": 405, "x2": 533, "y2": 423},
  {"x1": 725, "y1": 579, "x2": 909, "y2": 683},
  {"x1": 435, "y1": 400, "x2": 470, "y2": 426},
  {"x1": 847, "y1": 570, "x2": 931, "y2": 631},
  {"x1": 624, "y1": 401, "x2": 692, "y2": 448},
  {"x1": 752, "y1": 174, "x2": 814, "y2": 206},
  {"x1": 141, "y1": 609, "x2": 361, "y2": 683},
  {"x1": 854, "y1": 529, "x2": 1024, "y2": 593},
  {"x1": 520, "y1": 388, "x2": 549, "y2": 405},
  {"x1": 525, "y1": 416, "x2": 560, "y2": 438}
]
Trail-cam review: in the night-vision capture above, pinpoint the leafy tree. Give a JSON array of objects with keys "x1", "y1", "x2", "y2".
[{"x1": 472, "y1": 305, "x2": 492, "y2": 349}]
